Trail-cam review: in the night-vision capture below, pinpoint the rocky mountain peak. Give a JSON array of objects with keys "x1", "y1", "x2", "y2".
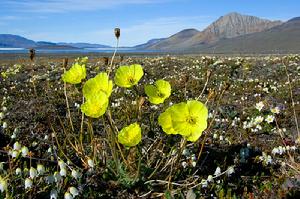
[{"x1": 203, "y1": 12, "x2": 282, "y2": 39}]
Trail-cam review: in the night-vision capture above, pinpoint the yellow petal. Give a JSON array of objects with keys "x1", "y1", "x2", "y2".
[
  {"x1": 80, "y1": 92, "x2": 108, "y2": 118},
  {"x1": 118, "y1": 122, "x2": 142, "y2": 147},
  {"x1": 62, "y1": 63, "x2": 86, "y2": 84}
]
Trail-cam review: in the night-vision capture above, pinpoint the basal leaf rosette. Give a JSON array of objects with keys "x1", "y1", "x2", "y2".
[
  {"x1": 62, "y1": 62, "x2": 86, "y2": 84},
  {"x1": 80, "y1": 92, "x2": 109, "y2": 118},
  {"x1": 114, "y1": 64, "x2": 143, "y2": 88},
  {"x1": 158, "y1": 100, "x2": 208, "y2": 142},
  {"x1": 83, "y1": 72, "x2": 113, "y2": 98},
  {"x1": 118, "y1": 122, "x2": 142, "y2": 148},
  {"x1": 145, "y1": 79, "x2": 171, "y2": 104}
]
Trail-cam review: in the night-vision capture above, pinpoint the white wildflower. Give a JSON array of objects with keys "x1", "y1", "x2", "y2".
[
  {"x1": 272, "y1": 147, "x2": 279, "y2": 155},
  {"x1": 87, "y1": 158, "x2": 94, "y2": 168},
  {"x1": 69, "y1": 187, "x2": 79, "y2": 197},
  {"x1": 213, "y1": 133, "x2": 218, "y2": 139},
  {"x1": 15, "y1": 168, "x2": 22, "y2": 175},
  {"x1": 254, "y1": 116, "x2": 264, "y2": 124},
  {"x1": 71, "y1": 169, "x2": 81, "y2": 180},
  {"x1": 25, "y1": 178, "x2": 33, "y2": 189},
  {"x1": 50, "y1": 189, "x2": 58, "y2": 199},
  {"x1": 0, "y1": 178, "x2": 7, "y2": 192},
  {"x1": 21, "y1": 146, "x2": 29, "y2": 157},
  {"x1": 181, "y1": 161, "x2": 188, "y2": 168},
  {"x1": 54, "y1": 172, "x2": 62, "y2": 182},
  {"x1": 226, "y1": 166, "x2": 235, "y2": 176},
  {"x1": 60, "y1": 167, "x2": 67, "y2": 177},
  {"x1": 255, "y1": 101, "x2": 264, "y2": 111},
  {"x1": 271, "y1": 107, "x2": 280, "y2": 114},
  {"x1": 11, "y1": 150, "x2": 19, "y2": 158},
  {"x1": 219, "y1": 135, "x2": 224, "y2": 141},
  {"x1": 201, "y1": 179, "x2": 208, "y2": 188},
  {"x1": 37, "y1": 164, "x2": 45, "y2": 175},
  {"x1": 207, "y1": 175, "x2": 213, "y2": 182},
  {"x1": 214, "y1": 167, "x2": 221, "y2": 176},
  {"x1": 192, "y1": 161, "x2": 196, "y2": 167},
  {"x1": 58, "y1": 160, "x2": 66, "y2": 169},
  {"x1": 29, "y1": 167, "x2": 38, "y2": 179},
  {"x1": 64, "y1": 192, "x2": 73, "y2": 199},
  {"x1": 13, "y1": 142, "x2": 22, "y2": 150},
  {"x1": 265, "y1": 115, "x2": 275, "y2": 123}
]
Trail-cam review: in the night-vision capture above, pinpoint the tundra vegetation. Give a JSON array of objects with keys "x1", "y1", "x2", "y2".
[{"x1": 0, "y1": 53, "x2": 299, "y2": 198}]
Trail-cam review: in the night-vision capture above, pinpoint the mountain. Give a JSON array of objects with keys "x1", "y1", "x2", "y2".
[
  {"x1": 0, "y1": 34, "x2": 111, "y2": 49},
  {"x1": 143, "y1": 29, "x2": 199, "y2": 50},
  {"x1": 145, "y1": 12, "x2": 282, "y2": 50},
  {"x1": 134, "y1": 38, "x2": 166, "y2": 49},
  {"x1": 144, "y1": 29, "x2": 200, "y2": 50},
  {"x1": 196, "y1": 17, "x2": 300, "y2": 53},
  {"x1": 36, "y1": 41, "x2": 57, "y2": 46},
  {"x1": 57, "y1": 42, "x2": 111, "y2": 48},
  {"x1": 0, "y1": 34, "x2": 36, "y2": 48}
]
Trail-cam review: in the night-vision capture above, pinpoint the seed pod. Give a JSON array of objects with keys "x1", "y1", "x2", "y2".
[
  {"x1": 114, "y1": 28, "x2": 120, "y2": 39},
  {"x1": 29, "y1": 48, "x2": 35, "y2": 61},
  {"x1": 102, "y1": 57, "x2": 109, "y2": 65},
  {"x1": 63, "y1": 58, "x2": 68, "y2": 68}
]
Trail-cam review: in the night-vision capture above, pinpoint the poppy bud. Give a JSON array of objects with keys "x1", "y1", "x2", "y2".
[
  {"x1": 29, "y1": 48, "x2": 35, "y2": 61},
  {"x1": 114, "y1": 28, "x2": 120, "y2": 39},
  {"x1": 206, "y1": 70, "x2": 212, "y2": 78},
  {"x1": 63, "y1": 58, "x2": 68, "y2": 68}
]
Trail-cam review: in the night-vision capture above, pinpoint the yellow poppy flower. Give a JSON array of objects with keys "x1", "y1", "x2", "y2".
[
  {"x1": 158, "y1": 100, "x2": 208, "y2": 142},
  {"x1": 62, "y1": 62, "x2": 86, "y2": 84},
  {"x1": 80, "y1": 91, "x2": 108, "y2": 118},
  {"x1": 83, "y1": 72, "x2": 113, "y2": 98},
  {"x1": 114, "y1": 64, "x2": 143, "y2": 88},
  {"x1": 118, "y1": 122, "x2": 142, "y2": 147},
  {"x1": 145, "y1": 79, "x2": 171, "y2": 104}
]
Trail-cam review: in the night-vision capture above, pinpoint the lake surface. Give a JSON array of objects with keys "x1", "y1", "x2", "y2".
[{"x1": 0, "y1": 48, "x2": 160, "y2": 54}]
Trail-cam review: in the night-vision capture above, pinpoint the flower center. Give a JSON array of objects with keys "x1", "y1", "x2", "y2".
[
  {"x1": 157, "y1": 92, "x2": 165, "y2": 98},
  {"x1": 128, "y1": 76, "x2": 135, "y2": 84},
  {"x1": 186, "y1": 116, "x2": 197, "y2": 125}
]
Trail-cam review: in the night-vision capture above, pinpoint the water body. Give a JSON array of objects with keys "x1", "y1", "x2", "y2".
[{"x1": 0, "y1": 48, "x2": 160, "y2": 54}]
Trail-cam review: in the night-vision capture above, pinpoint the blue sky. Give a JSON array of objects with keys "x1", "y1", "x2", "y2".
[{"x1": 0, "y1": 0, "x2": 299, "y2": 46}]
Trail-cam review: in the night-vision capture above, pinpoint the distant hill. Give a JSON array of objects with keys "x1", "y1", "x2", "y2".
[
  {"x1": 35, "y1": 45, "x2": 80, "y2": 50},
  {"x1": 134, "y1": 38, "x2": 166, "y2": 49},
  {"x1": 0, "y1": 34, "x2": 36, "y2": 48},
  {"x1": 58, "y1": 42, "x2": 111, "y2": 48},
  {"x1": 145, "y1": 29, "x2": 200, "y2": 50},
  {"x1": 0, "y1": 34, "x2": 111, "y2": 49},
  {"x1": 145, "y1": 12, "x2": 282, "y2": 51},
  {"x1": 196, "y1": 17, "x2": 300, "y2": 53}
]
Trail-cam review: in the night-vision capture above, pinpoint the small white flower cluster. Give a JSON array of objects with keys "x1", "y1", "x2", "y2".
[
  {"x1": 259, "y1": 152, "x2": 273, "y2": 165},
  {"x1": 64, "y1": 187, "x2": 79, "y2": 199},
  {"x1": 8, "y1": 141, "x2": 29, "y2": 158},
  {"x1": 1, "y1": 96, "x2": 8, "y2": 129},
  {"x1": 200, "y1": 166, "x2": 235, "y2": 188},
  {"x1": 0, "y1": 176, "x2": 7, "y2": 193},
  {"x1": 271, "y1": 145, "x2": 296, "y2": 155},
  {"x1": 243, "y1": 116, "x2": 263, "y2": 132},
  {"x1": 231, "y1": 117, "x2": 241, "y2": 127},
  {"x1": 181, "y1": 149, "x2": 197, "y2": 168},
  {"x1": 74, "y1": 102, "x2": 80, "y2": 109},
  {"x1": 255, "y1": 101, "x2": 264, "y2": 112},
  {"x1": 212, "y1": 132, "x2": 231, "y2": 144},
  {"x1": 111, "y1": 97, "x2": 124, "y2": 108}
]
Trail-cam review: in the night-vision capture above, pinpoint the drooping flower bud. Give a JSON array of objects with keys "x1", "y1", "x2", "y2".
[{"x1": 114, "y1": 28, "x2": 120, "y2": 39}]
